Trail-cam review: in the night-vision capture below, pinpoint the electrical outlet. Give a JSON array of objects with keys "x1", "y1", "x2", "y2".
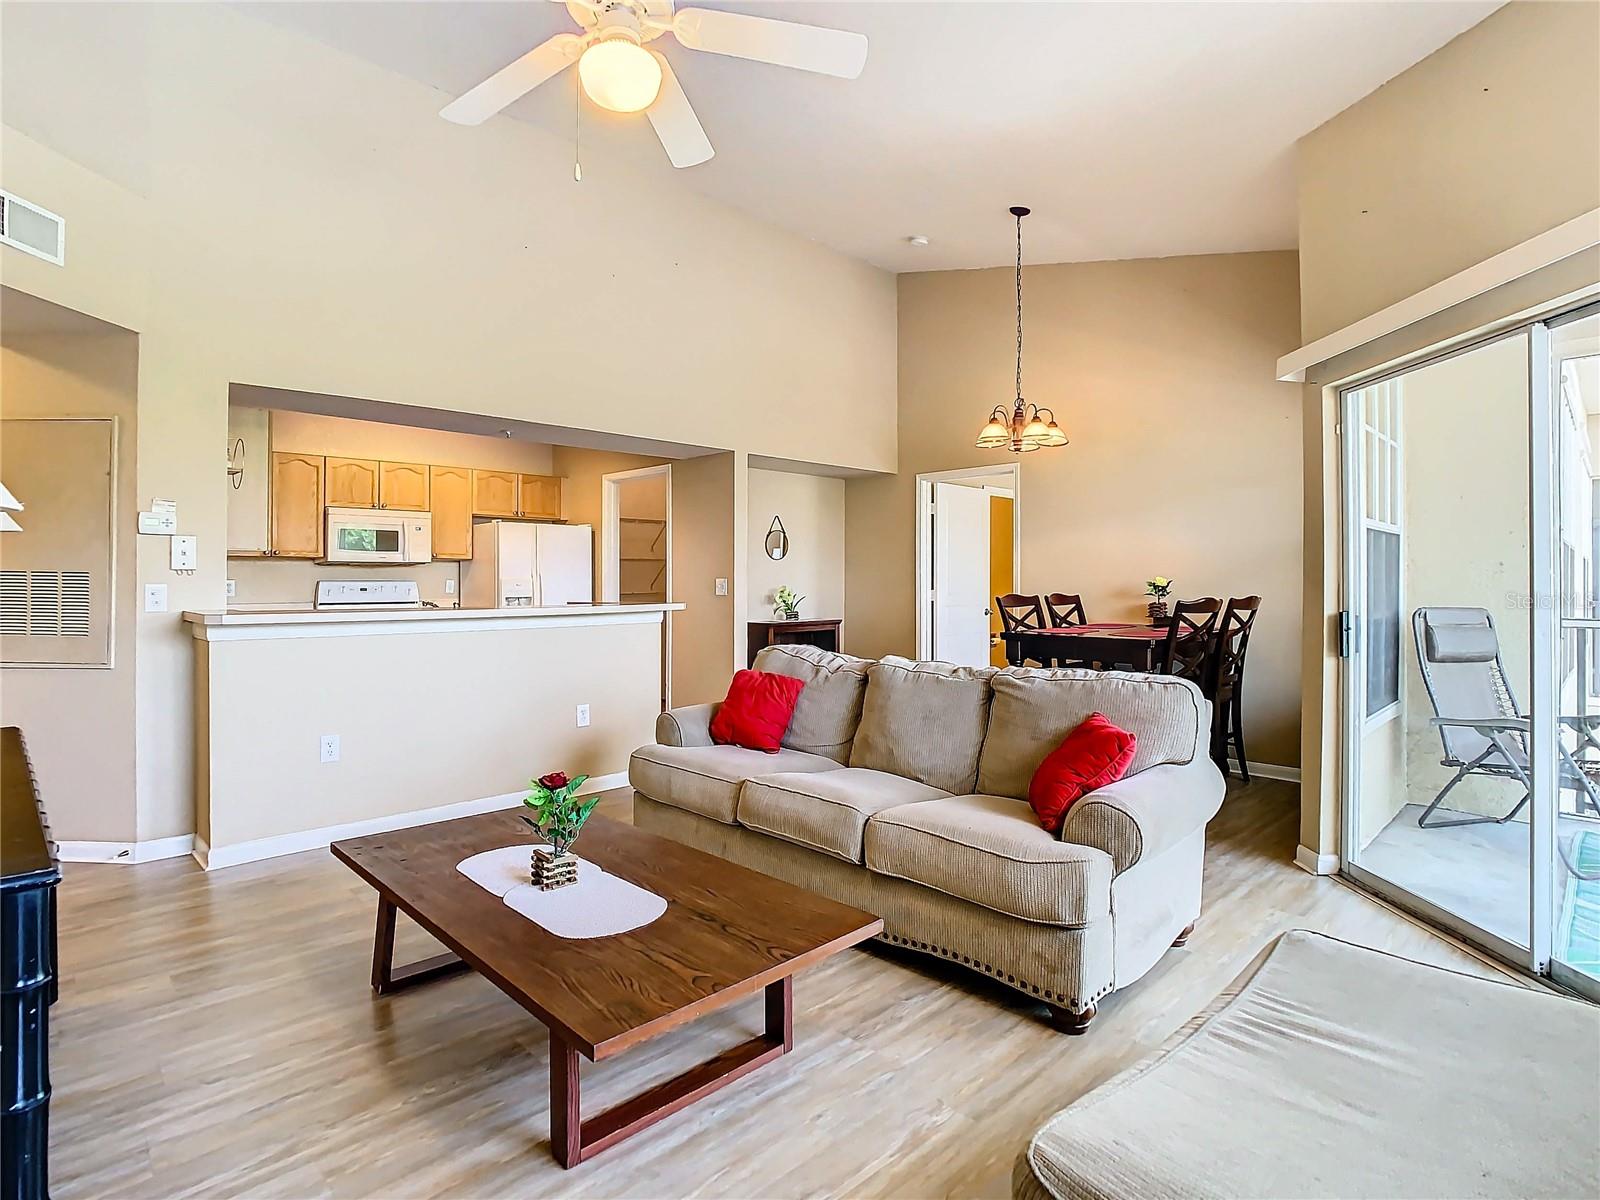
[
  {"x1": 319, "y1": 734, "x2": 341, "y2": 763},
  {"x1": 143, "y1": 583, "x2": 168, "y2": 613},
  {"x1": 225, "y1": 579, "x2": 236, "y2": 599},
  {"x1": 444, "y1": 578, "x2": 456, "y2": 595},
  {"x1": 576, "y1": 704, "x2": 590, "y2": 728},
  {"x1": 714, "y1": 578, "x2": 729, "y2": 596}
]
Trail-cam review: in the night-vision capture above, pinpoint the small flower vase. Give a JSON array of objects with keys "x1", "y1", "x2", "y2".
[
  {"x1": 781, "y1": 610, "x2": 800, "y2": 621},
  {"x1": 531, "y1": 845, "x2": 579, "y2": 891},
  {"x1": 1147, "y1": 599, "x2": 1169, "y2": 625}
]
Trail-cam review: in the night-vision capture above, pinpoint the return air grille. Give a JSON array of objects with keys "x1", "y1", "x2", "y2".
[
  {"x1": 0, "y1": 190, "x2": 66, "y2": 265},
  {"x1": 0, "y1": 570, "x2": 91, "y2": 637}
]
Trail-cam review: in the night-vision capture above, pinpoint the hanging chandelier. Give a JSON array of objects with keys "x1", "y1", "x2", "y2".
[{"x1": 976, "y1": 206, "x2": 1068, "y2": 453}]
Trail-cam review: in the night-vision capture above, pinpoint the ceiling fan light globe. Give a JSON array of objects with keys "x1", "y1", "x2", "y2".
[{"x1": 579, "y1": 37, "x2": 663, "y2": 113}]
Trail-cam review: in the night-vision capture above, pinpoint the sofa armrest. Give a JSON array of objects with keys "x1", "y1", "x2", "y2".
[
  {"x1": 1060, "y1": 758, "x2": 1225, "y2": 874},
  {"x1": 654, "y1": 703, "x2": 719, "y2": 748}
]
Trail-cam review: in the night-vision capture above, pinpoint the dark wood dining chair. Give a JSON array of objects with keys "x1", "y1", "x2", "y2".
[
  {"x1": 1208, "y1": 596, "x2": 1261, "y2": 781},
  {"x1": 1044, "y1": 593, "x2": 1087, "y2": 626},
  {"x1": 1153, "y1": 597, "x2": 1222, "y2": 684},
  {"x1": 996, "y1": 594, "x2": 1046, "y2": 666}
]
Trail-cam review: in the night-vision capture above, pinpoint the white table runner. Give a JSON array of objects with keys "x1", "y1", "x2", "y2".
[{"x1": 455, "y1": 844, "x2": 667, "y2": 939}]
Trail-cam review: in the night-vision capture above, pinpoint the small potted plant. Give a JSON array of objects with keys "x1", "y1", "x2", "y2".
[
  {"x1": 774, "y1": 586, "x2": 805, "y2": 621},
  {"x1": 1145, "y1": 577, "x2": 1174, "y2": 625},
  {"x1": 521, "y1": 770, "x2": 596, "y2": 890}
]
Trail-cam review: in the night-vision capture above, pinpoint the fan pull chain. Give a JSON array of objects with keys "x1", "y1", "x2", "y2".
[{"x1": 573, "y1": 69, "x2": 583, "y2": 182}]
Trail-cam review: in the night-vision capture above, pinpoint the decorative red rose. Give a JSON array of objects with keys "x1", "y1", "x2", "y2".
[{"x1": 538, "y1": 771, "x2": 570, "y2": 790}]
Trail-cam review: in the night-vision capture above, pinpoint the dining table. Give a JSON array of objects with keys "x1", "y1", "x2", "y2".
[{"x1": 1001, "y1": 621, "x2": 1179, "y2": 672}]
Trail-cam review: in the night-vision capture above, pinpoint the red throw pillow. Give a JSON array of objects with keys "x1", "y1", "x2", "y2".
[
  {"x1": 1027, "y1": 713, "x2": 1137, "y2": 833},
  {"x1": 709, "y1": 670, "x2": 806, "y2": 753}
]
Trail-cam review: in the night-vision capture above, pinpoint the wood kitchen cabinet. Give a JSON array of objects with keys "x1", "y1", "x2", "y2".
[
  {"x1": 379, "y1": 461, "x2": 429, "y2": 511},
  {"x1": 430, "y1": 465, "x2": 473, "y2": 560},
  {"x1": 472, "y1": 469, "x2": 520, "y2": 518},
  {"x1": 269, "y1": 452, "x2": 324, "y2": 558},
  {"x1": 325, "y1": 457, "x2": 378, "y2": 508},
  {"x1": 519, "y1": 474, "x2": 562, "y2": 521}
]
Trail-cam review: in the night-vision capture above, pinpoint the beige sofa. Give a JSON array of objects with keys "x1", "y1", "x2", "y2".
[{"x1": 629, "y1": 644, "x2": 1226, "y2": 1031}]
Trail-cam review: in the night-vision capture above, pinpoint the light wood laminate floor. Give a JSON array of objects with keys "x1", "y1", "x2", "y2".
[{"x1": 53, "y1": 779, "x2": 1514, "y2": 1199}]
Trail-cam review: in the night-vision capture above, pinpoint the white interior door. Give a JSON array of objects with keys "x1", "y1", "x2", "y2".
[{"x1": 932, "y1": 482, "x2": 991, "y2": 665}]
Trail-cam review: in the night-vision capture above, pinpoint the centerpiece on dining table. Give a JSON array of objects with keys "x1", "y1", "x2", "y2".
[
  {"x1": 1145, "y1": 577, "x2": 1174, "y2": 625},
  {"x1": 521, "y1": 770, "x2": 596, "y2": 890}
]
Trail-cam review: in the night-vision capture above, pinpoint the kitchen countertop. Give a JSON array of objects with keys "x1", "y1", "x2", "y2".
[{"x1": 183, "y1": 602, "x2": 684, "y2": 632}]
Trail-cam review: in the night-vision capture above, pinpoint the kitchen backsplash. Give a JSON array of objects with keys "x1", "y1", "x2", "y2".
[{"x1": 227, "y1": 558, "x2": 465, "y2": 608}]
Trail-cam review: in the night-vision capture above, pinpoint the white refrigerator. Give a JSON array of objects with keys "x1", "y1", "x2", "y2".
[{"x1": 462, "y1": 521, "x2": 594, "y2": 608}]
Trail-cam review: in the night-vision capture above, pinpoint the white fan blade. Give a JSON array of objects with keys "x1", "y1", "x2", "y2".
[
  {"x1": 647, "y1": 53, "x2": 713, "y2": 168},
  {"x1": 441, "y1": 33, "x2": 586, "y2": 125},
  {"x1": 672, "y1": 8, "x2": 867, "y2": 79}
]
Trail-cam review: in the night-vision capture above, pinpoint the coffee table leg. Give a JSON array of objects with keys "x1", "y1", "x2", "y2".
[
  {"x1": 548, "y1": 977, "x2": 795, "y2": 1168},
  {"x1": 369, "y1": 895, "x2": 471, "y2": 996},
  {"x1": 550, "y1": 1034, "x2": 583, "y2": 1169}
]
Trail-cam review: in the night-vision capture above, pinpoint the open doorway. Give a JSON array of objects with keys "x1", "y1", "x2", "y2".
[
  {"x1": 915, "y1": 464, "x2": 1021, "y2": 666},
  {"x1": 602, "y1": 464, "x2": 672, "y2": 706}
]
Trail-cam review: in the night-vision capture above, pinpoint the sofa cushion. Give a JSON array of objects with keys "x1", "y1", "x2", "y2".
[
  {"x1": 1028, "y1": 713, "x2": 1138, "y2": 833},
  {"x1": 628, "y1": 744, "x2": 842, "y2": 825},
  {"x1": 738, "y1": 768, "x2": 949, "y2": 864},
  {"x1": 864, "y1": 794, "x2": 1112, "y2": 927},
  {"x1": 849, "y1": 656, "x2": 997, "y2": 794},
  {"x1": 977, "y1": 669, "x2": 1206, "y2": 801},
  {"x1": 752, "y1": 643, "x2": 874, "y2": 763}
]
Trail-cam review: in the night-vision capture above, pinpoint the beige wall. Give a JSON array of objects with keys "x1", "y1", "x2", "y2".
[
  {"x1": 848, "y1": 251, "x2": 1305, "y2": 767},
  {"x1": 550, "y1": 446, "x2": 671, "y2": 599},
  {"x1": 0, "y1": 3, "x2": 894, "y2": 844},
  {"x1": 266, "y1": 410, "x2": 556, "y2": 474},
  {"x1": 0, "y1": 331, "x2": 140, "y2": 840},
  {"x1": 747, "y1": 469, "x2": 845, "y2": 623},
  {"x1": 670, "y1": 453, "x2": 738, "y2": 706},
  {"x1": 195, "y1": 616, "x2": 662, "y2": 851},
  {"x1": 1295, "y1": 1, "x2": 1600, "y2": 855}
]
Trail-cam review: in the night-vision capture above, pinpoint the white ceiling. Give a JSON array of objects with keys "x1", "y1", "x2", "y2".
[{"x1": 243, "y1": 1, "x2": 1500, "y2": 272}]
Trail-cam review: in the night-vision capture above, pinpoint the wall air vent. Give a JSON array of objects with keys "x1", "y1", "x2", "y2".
[
  {"x1": 0, "y1": 190, "x2": 65, "y2": 266},
  {"x1": 0, "y1": 570, "x2": 91, "y2": 637}
]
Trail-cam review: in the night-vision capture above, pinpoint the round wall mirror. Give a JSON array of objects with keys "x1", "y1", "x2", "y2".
[{"x1": 765, "y1": 516, "x2": 789, "y2": 561}]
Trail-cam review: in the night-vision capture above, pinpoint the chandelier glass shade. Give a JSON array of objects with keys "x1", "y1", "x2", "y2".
[{"x1": 977, "y1": 206, "x2": 1069, "y2": 453}]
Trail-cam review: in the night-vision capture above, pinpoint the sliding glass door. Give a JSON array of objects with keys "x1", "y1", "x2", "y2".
[{"x1": 1340, "y1": 301, "x2": 1600, "y2": 997}]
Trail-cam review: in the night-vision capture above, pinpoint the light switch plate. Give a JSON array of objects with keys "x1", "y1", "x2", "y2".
[
  {"x1": 170, "y1": 534, "x2": 197, "y2": 571},
  {"x1": 143, "y1": 583, "x2": 168, "y2": 613},
  {"x1": 576, "y1": 704, "x2": 590, "y2": 728},
  {"x1": 225, "y1": 579, "x2": 236, "y2": 599},
  {"x1": 714, "y1": 578, "x2": 729, "y2": 596},
  {"x1": 444, "y1": 578, "x2": 456, "y2": 595}
]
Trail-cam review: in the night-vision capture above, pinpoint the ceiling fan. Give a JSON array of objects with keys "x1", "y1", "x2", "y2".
[{"x1": 440, "y1": 0, "x2": 868, "y2": 168}]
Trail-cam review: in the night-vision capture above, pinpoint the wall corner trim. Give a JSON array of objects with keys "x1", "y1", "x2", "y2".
[
  {"x1": 1276, "y1": 208, "x2": 1600, "y2": 382},
  {"x1": 192, "y1": 771, "x2": 629, "y2": 871},
  {"x1": 1294, "y1": 845, "x2": 1340, "y2": 876}
]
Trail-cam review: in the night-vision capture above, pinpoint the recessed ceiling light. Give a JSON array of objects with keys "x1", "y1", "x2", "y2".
[{"x1": 907, "y1": 235, "x2": 930, "y2": 248}]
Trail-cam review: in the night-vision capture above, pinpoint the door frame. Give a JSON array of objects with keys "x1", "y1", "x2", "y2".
[
  {"x1": 914, "y1": 464, "x2": 1021, "y2": 662},
  {"x1": 601, "y1": 463, "x2": 673, "y2": 709}
]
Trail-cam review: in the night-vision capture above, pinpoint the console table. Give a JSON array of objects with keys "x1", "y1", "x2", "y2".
[
  {"x1": 747, "y1": 619, "x2": 843, "y2": 667},
  {"x1": 1, "y1": 727, "x2": 58, "y2": 1200}
]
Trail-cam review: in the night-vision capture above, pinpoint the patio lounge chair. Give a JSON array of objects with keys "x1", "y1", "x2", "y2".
[{"x1": 1413, "y1": 608, "x2": 1600, "y2": 866}]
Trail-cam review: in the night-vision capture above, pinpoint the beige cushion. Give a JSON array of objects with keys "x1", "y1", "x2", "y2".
[
  {"x1": 850, "y1": 656, "x2": 997, "y2": 794},
  {"x1": 628, "y1": 744, "x2": 842, "y2": 825},
  {"x1": 864, "y1": 794, "x2": 1112, "y2": 927},
  {"x1": 976, "y1": 668, "x2": 1206, "y2": 801},
  {"x1": 738, "y1": 768, "x2": 949, "y2": 864},
  {"x1": 752, "y1": 643, "x2": 874, "y2": 763}
]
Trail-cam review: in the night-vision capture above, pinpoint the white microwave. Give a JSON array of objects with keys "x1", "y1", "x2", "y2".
[{"x1": 325, "y1": 507, "x2": 433, "y2": 564}]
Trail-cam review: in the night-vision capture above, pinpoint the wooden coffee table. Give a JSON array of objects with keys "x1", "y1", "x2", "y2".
[{"x1": 331, "y1": 811, "x2": 882, "y2": 1168}]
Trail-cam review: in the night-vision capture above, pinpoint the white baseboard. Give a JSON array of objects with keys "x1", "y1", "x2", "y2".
[
  {"x1": 1295, "y1": 844, "x2": 1340, "y2": 876},
  {"x1": 1244, "y1": 761, "x2": 1301, "y2": 784},
  {"x1": 58, "y1": 834, "x2": 195, "y2": 865},
  {"x1": 194, "y1": 771, "x2": 630, "y2": 871}
]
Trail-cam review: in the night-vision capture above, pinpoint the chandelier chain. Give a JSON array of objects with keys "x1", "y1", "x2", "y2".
[{"x1": 1015, "y1": 210, "x2": 1023, "y2": 403}]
